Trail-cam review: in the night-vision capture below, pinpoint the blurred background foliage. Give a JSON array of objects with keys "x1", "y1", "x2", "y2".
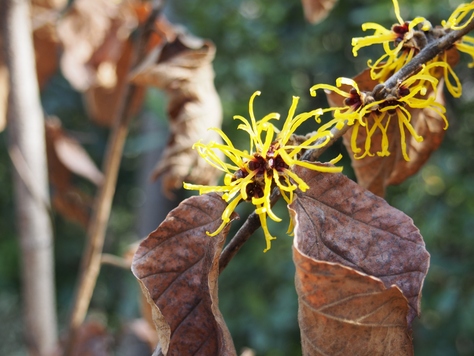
[{"x1": 1, "y1": 0, "x2": 473, "y2": 355}]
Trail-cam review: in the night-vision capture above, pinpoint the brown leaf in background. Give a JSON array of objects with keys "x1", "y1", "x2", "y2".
[
  {"x1": 301, "y1": 0, "x2": 338, "y2": 24},
  {"x1": 84, "y1": 13, "x2": 176, "y2": 127},
  {"x1": 32, "y1": 0, "x2": 66, "y2": 8},
  {"x1": 293, "y1": 253, "x2": 413, "y2": 355},
  {"x1": 57, "y1": 0, "x2": 136, "y2": 91},
  {"x1": 31, "y1": 0, "x2": 67, "y2": 89},
  {"x1": 288, "y1": 165, "x2": 430, "y2": 325},
  {"x1": 33, "y1": 22, "x2": 60, "y2": 89},
  {"x1": 0, "y1": 0, "x2": 64, "y2": 133},
  {"x1": 67, "y1": 320, "x2": 112, "y2": 356},
  {"x1": 130, "y1": 30, "x2": 223, "y2": 194},
  {"x1": 327, "y1": 69, "x2": 448, "y2": 196},
  {"x1": 46, "y1": 117, "x2": 103, "y2": 227},
  {"x1": 131, "y1": 193, "x2": 236, "y2": 356}
]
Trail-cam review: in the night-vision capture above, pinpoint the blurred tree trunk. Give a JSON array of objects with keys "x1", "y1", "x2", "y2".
[{"x1": 0, "y1": 0, "x2": 58, "y2": 355}]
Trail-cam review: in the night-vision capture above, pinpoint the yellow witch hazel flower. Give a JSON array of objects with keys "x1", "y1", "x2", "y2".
[
  {"x1": 311, "y1": 62, "x2": 448, "y2": 161},
  {"x1": 352, "y1": 0, "x2": 429, "y2": 82},
  {"x1": 184, "y1": 91, "x2": 343, "y2": 252},
  {"x1": 439, "y1": 1, "x2": 474, "y2": 96}
]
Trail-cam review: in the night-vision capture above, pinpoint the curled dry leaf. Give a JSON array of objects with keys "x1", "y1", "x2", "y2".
[
  {"x1": 45, "y1": 117, "x2": 103, "y2": 227},
  {"x1": 131, "y1": 193, "x2": 237, "y2": 356},
  {"x1": 293, "y1": 252, "x2": 413, "y2": 355},
  {"x1": 327, "y1": 69, "x2": 448, "y2": 197},
  {"x1": 288, "y1": 165, "x2": 430, "y2": 325},
  {"x1": 84, "y1": 13, "x2": 177, "y2": 127},
  {"x1": 130, "y1": 29, "x2": 223, "y2": 194},
  {"x1": 301, "y1": 0, "x2": 338, "y2": 24},
  {"x1": 57, "y1": 0, "x2": 137, "y2": 91}
]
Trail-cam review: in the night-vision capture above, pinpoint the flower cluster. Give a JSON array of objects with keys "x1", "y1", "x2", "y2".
[
  {"x1": 184, "y1": 92, "x2": 342, "y2": 252},
  {"x1": 315, "y1": 0, "x2": 473, "y2": 161},
  {"x1": 311, "y1": 62, "x2": 448, "y2": 161},
  {"x1": 351, "y1": 0, "x2": 429, "y2": 82},
  {"x1": 352, "y1": 0, "x2": 474, "y2": 98}
]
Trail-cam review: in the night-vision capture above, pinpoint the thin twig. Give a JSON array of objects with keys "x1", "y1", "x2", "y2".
[
  {"x1": 101, "y1": 253, "x2": 131, "y2": 269},
  {"x1": 64, "y1": 1, "x2": 165, "y2": 354}
]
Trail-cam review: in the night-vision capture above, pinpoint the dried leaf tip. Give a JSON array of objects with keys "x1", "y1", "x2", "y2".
[{"x1": 184, "y1": 91, "x2": 342, "y2": 252}]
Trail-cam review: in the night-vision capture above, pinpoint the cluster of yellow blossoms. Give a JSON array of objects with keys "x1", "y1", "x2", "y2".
[
  {"x1": 184, "y1": 0, "x2": 474, "y2": 251},
  {"x1": 316, "y1": 0, "x2": 473, "y2": 161}
]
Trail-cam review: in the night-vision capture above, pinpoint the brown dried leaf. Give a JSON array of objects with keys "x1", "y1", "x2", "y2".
[
  {"x1": 31, "y1": 0, "x2": 66, "y2": 89},
  {"x1": 293, "y1": 253, "x2": 413, "y2": 355},
  {"x1": 46, "y1": 118, "x2": 103, "y2": 185},
  {"x1": 58, "y1": 0, "x2": 136, "y2": 91},
  {"x1": 46, "y1": 117, "x2": 103, "y2": 226},
  {"x1": 131, "y1": 193, "x2": 237, "y2": 356},
  {"x1": 130, "y1": 30, "x2": 223, "y2": 194},
  {"x1": 84, "y1": 14, "x2": 176, "y2": 127},
  {"x1": 68, "y1": 320, "x2": 111, "y2": 356},
  {"x1": 32, "y1": 0, "x2": 67, "y2": 8},
  {"x1": 33, "y1": 22, "x2": 60, "y2": 89},
  {"x1": 83, "y1": 38, "x2": 144, "y2": 127},
  {"x1": 301, "y1": 0, "x2": 338, "y2": 24},
  {"x1": 288, "y1": 165, "x2": 430, "y2": 325}
]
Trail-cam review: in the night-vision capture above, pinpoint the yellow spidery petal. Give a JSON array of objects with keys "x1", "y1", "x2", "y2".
[
  {"x1": 456, "y1": 36, "x2": 474, "y2": 68},
  {"x1": 393, "y1": 106, "x2": 424, "y2": 161},
  {"x1": 392, "y1": 0, "x2": 404, "y2": 24},
  {"x1": 310, "y1": 83, "x2": 352, "y2": 98},
  {"x1": 443, "y1": 3, "x2": 474, "y2": 30},
  {"x1": 207, "y1": 195, "x2": 243, "y2": 237},
  {"x1": 239, "y1": 171, "x2": 257, "y2": 201},
  {"x1": 361, "y1": 22, "x2": 391, "y2": 33},
  {"x1": 442, "y1": 60, "x2": 463, "y2": 98},
  {"x1": 408, "y1": 17, "x2": 428, "y2": 30},
  {"x1": 253, "y1": 173, "x2": 281, "y2": 222},
  {"x1": 257, "y1": 210, "x2": 276, "y2": 253},
  {"x1": 376, "y1": 111, "x2": 392, "y2": 157},
  {"x1": 354, "y1": 119, "x2": 374, "y2": 159},
  {"x1": 281, "y1": 167, "x2": 309, "y2": 191},
  {"x1": 350, "y1": 121, "x2": 363, "y2": 155},
  {"x1": 352, "y1": 32, "x2": 397, "y2": 57},
  {"x1": 397, "y1": 108, "x2": 410, "y2": 162},
  {"x1": 294, "y1": 159, "x2": 343, "y2": 173},
  {"x1": 261, "y1": 122, "x2": 275, "y2": 158}
]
